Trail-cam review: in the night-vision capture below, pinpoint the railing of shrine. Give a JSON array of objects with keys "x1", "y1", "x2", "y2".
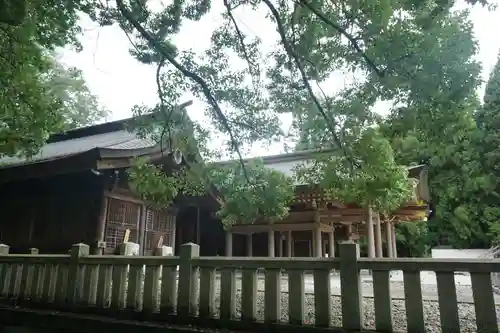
[{"x1": 0, "y1": 241, "x2": 498, "y2": 333}]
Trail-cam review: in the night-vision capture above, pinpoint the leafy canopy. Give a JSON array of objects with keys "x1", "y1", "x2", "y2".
[
  {"x1": 0, "y1": 0, "x2": 108, "y2": 157},
  {"x1": 1, "y1": 0, "x2": 494, "y2": 227},
  {"x1": 115, "y1": 0, "x2": 488, "y2": 223}
]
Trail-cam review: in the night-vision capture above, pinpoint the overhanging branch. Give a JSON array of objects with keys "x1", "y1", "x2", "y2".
[
  {"x1": 115, "y1": 0, "x2": 251, "y2": 182},
  {"x1": 297, "y1": 0, "x2": 384, "y2": 77}
]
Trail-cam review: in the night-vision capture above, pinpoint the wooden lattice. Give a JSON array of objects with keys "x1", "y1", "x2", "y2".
[
  {"x1": 144, "y1": 208, "x2": 175, "y2": 252},
  {"x1": 104, "y1": 198, "x2": 140, "y2": 249}
]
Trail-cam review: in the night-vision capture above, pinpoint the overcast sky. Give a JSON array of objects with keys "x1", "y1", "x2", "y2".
[{"x1": 61, "y1": 3, "x2": 500, "y2": 156}]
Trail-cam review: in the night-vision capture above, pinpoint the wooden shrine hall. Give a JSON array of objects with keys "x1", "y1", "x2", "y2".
[{"x1": 222, "y1": 152, "x2": 430, "y2": 259}]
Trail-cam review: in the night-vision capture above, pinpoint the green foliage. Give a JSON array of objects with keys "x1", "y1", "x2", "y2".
[
  {"x1": 296, "y1": 129, "x2": 413, "y2": 213},
  {"x1": 380, "y1": 49, "x2": 500, "y2": 249},
  {"x1": 128, "y1": 158, "x2": 180, "y2": 209},
  {"x1": 2, "y1": 0, "x2": 496, "y2": 240},
  {"x1": 395, "y1": 222, "x2": 430, "y2": 257},
  {"x1": 129, "y1": 158, "x2": 295, "y2": 229},
  {"x1": 110, "y1": 0, "x2": 491, "y2": 225},
  {"x1": 44, "y1": 55, "x2": 109, "y2": 129},
  {"x1": 0, "y1": 0, "x2": 107, "y2": 157}
]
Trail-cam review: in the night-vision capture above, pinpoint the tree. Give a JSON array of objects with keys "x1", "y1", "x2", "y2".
[
  {"x1": 0, "y1": 0, "x2": 107, "y2": 157},
  {"x1": 379, "y1": 57, "x2": 500, "y2": 250},
  {"x1": 474, "y1": 53, "x2": 500, "y2": 244},
  {"x1": 43, "y1": 54, "x2": 109, "y2": 130},
  {"x1": 1, "y1": 0, "x2": 495, "y2": 229}
]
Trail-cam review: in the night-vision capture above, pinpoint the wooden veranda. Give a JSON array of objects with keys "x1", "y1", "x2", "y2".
[{"x1": 223, "y1": 155, "x2": 430, "y2": 259}]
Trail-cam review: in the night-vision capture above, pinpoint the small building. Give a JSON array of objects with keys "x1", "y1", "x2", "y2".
[
  {"x1": 0, "y1": 112, "x2": 430, "y2": 258},
  {"x1": 217, "y1": 151, "x2": 430, "y2": 259},
  {"x1": 0, "y1": 109, "x2": 188, "y2": 254}
]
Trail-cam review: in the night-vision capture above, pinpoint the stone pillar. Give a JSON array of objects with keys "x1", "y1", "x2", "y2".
[
  {"x1": 286, "y1": 230, "x2": 292, "y2": 257},
  {"x1": 366, "y1": 207, "x2": 375, "y2": 258},
  {"x1": 374, "y1": 213, "x2": 383, "y2": 258},
  {"x1": 268, "y1": 229, "x2": 275, "y2": 257},
  {"x1": 315, "y1": 227, "x2": 322, "y2": 257},
  {"x1": 246, "y1": 233, "x2": 252, "y2": 257},
  {"x1": 385, "y1": 221, "x2": 393, "y2": 258},
  {"x1": 225, "y1": 231, "x2": 233, "y2": 256},
  {"x1": 391, "y1": 223, "x2": 398, "y2": 258},
  {"x1": 328, "y1": 227, "x2": 335, "y2": 258}
]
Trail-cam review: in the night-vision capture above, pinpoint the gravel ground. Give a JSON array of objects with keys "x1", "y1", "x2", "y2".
[{"x1": 193, "y1": 280, "x2": 500, "y2": 333}]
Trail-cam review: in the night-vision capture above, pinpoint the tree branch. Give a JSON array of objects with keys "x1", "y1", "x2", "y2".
[
  {"x1": 223, "y1": 0, "x2": 260, "y2": 84},
  {"x1": 297, "y1": 0, "x2": 384, "y2": 78},
  {"x1": 261, "y1": 0, "x2": 356, "y2": 167},
  {"x1": 115, "y1": 0, "x2": 251, "y2": 182}
]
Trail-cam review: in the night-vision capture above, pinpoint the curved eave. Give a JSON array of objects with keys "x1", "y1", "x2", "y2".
[{"x1": 0, "y1": 144, "x2": 173, "y2": 184}]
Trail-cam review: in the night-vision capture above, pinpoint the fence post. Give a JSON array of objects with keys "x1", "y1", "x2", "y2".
[
  {"x1": 110, "y1": 242, "x2": 138, "y2": 309},
  {"x1": 177, "y1": 242, "x2": 200, "y2": 319},
  {"x1": 20, "y1": 248, "x2": 39, "y2": 300},
  {"x1": 68, "y1": 243, "x2": 90, "y2": 305},
  {"x1": 0, "y1": 244, "x2": 10, "y2": 297},
  {"x1": 339, "y1": 241, "x2": 363, "y2": 330}
]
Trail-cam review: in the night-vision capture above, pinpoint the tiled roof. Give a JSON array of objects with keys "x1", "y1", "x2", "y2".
[{"x1": 0, "y1": 129, "x2": 156, "y2": 168}]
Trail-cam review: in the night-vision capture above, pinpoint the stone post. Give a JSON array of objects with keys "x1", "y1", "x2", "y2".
[
  {"x1": 0, "y1": 244, "x2": 9, "y2": 298},
  {"x1": 339, "y1": 241, "x2": 363, "y2": 330},
  {"x1": 68, "y1": 243, "x2": 90, "y2": 305},
  {"x1": 177, "y1": 242, "x2": 200, "y2": 318}
]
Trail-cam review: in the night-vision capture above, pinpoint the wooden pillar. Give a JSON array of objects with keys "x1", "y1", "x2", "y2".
[
  {"x1": 374, "y1": 213, "x2": 383, "y2": 258},
  {"x1": 138, "y1": 204, "x2": 146, "y2": 255},
  {"x1": 268, "y1": 229, "x2": 275, "y2": 257},
  {"x1": 277, "y1": 234, "x2": 282, "y2": 257},
  {"x1": 225, "y1": 231, "x2": 233, "y2": 256},
  {"x1": 391, "y1": 223, "x2": 398, "y2": 258},
  {"x1": 385, "y1": 221, "x2": 393, "y2": 258},
  {"x1": 196, "y1": 206, "x2": 201, "y2": 245},
  {"x1": 246, "y1": 233, "x2": 252, "y2": 257},
  {"x1": 286, "y1": 230, "x2": 292, "y2": 257},
  {"x1": 314, "y1": 227, "x2": 322, "y2": 257},
  {"x1": 346, "y1": 224, "x2": 353, "y2": 240},
  {"x1": 328, "y1": 227, "x2": 335, "y2": 258},
  {"x1": 366, "y1": 207, "x2": 376, "y2": 258},
  {"x1": 170, "y1": 210, "x2": 177, "y2": 255},
  {"x1": 95, "y1": 195, "x2": 108, "y2": 255}
]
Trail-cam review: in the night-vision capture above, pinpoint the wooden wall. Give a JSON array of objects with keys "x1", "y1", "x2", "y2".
[{"x1": 0, "y1": 171, "x2": 104, "y2": 253}]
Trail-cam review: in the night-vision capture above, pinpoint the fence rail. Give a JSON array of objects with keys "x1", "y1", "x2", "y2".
[{"x1": 0, "y1": 242, "x2": 499, "y2": 333}]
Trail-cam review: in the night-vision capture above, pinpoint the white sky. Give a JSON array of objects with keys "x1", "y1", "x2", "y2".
[{"x1": 61, "y1": 2, "x2": 500, "y2": 157}]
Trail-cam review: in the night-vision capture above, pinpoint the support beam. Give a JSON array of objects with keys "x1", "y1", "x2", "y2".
[
  {"x1": 246, "y1": 233, "x2": 253, "y2": 257},
  {"x1": 366, "y1": 207, "x2": 376, "y2": 258},
  {"x1": 328, "y1": 227, "x2": 335, "y2": 258},
  {"x1": 391, "y1": 223, "x2": 398, "y2": 258},
  {"x1": 374, "y1": 213, "x2": 383, "y2": 258},
  {"x1": 346, "y1": 224, "x2": 353, "y2": 241},
  {"x1": 314, "y1": 227, "x2": 322, "y2": 258},
  {"x1": 268, "y1": 229, "x2": 275, "y2": 257},
  {"x1": 286, "y1": 230, "x2": 292, "y2": 257},
  {"x1": 278, "y1": 233, "x2": 283, "y2": 257},
  {"x1": 225, "y1": 231, "x2": 233, "y2": 256},
  {"x1": 385, "y1": 221, "x2": 393, "y2": 258}
]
